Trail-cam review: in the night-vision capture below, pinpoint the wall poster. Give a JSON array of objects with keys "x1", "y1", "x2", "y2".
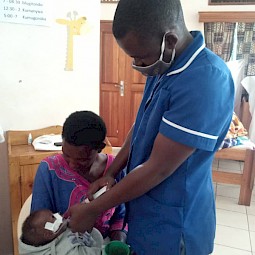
[{"x1": 0, "y1": 0, "x2": 49, "y2": 26}]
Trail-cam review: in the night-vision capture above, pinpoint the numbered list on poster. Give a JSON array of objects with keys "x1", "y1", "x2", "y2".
[{"x1": 0, "y1": 0, "x2": 49, "y2": 26}]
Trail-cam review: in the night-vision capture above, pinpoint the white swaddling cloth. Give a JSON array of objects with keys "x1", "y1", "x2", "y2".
[{"x1": 44, "y1": 213, "x2": 101, "y2": 248}]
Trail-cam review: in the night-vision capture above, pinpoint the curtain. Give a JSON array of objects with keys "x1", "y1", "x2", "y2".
[
  {"x1": 204, "y1": 22, "x2": 236, "y2": 62},
  {"x1": 236, "y1": 22, "x2": 255, "y2": 76}
]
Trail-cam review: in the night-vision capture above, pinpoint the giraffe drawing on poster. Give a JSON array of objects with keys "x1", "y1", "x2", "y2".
[{"x1": 56, "y1": 11, "x2": 86, "y2": 71}]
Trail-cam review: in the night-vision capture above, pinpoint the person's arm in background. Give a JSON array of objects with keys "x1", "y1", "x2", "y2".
[
  {"x1": 87, "y1": 124, "x2": 134, "y2": 200},
  {"x1": 68, "y1": 133, "x2": 195, "y2": 233}
]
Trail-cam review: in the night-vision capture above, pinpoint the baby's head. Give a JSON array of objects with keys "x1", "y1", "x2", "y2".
[{"x1": 21, "y1": 209, "x2": 66, "y2": 247}]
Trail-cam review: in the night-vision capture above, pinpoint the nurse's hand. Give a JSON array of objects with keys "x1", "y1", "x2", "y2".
[
  {"x1": 68, "y1": 203, "x2": 99, "y2": 233},
  {"x1": 87, "y1": 175, "x2": 116, "y2": 201}
]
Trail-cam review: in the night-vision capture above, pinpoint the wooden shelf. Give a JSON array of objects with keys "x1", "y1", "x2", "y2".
[
  {"x1": 199, "y1": 11, "x2": 255, "y2": 23},
  {"x1": 7, "y1": 126, "x2": 62, "y2": 255}
]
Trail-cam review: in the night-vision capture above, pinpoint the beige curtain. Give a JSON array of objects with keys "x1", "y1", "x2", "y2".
[
  {"x1": 236, "y1": 22, "x2": 255, "y2": 76},
  {"x1": 204, "y1": 22, "x2": 236, "y2": 62}
]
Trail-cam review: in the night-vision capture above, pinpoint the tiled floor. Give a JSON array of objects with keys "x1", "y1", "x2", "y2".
[
  {"x1": 212, "y1": 158, "x2": 255, "y2": 255},
  {"x1": 112, "y1": 147, "x2": 255, "y2": 254}
]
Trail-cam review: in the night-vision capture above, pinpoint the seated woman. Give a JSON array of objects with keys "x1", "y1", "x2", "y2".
[
  {"x1": 19, "y1": 209, "x2": 103, "y2": 255},
  {"x1": 31, "y1": 111, "x2": 127, "y2": 242}
]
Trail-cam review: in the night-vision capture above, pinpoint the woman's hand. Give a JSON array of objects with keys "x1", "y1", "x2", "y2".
[
  {"x1": 87, "y1": 175, "x2": 116, "y2": 201},
  {"x1": 68, "y1": 203, "x2": 99, "y2": 233}
]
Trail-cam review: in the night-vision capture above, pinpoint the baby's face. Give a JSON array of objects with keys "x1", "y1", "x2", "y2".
[
  {"x1": 31, "y1": 210, "x2": 59, "y2": 245},
  {"x1": 38, "y1": 210, "x2": 57, "y2": 227},
  {"x1": 38, "y1": 210, "x2": 68, "y2": 243}
]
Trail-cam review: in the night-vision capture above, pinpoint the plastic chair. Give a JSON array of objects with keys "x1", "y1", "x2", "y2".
[
  {"x1": 17, "y1": 194, "x2": 32, "y2": 238},
  {"x1": 212, "y1": 100, "x2": 255, "y2": 206}
]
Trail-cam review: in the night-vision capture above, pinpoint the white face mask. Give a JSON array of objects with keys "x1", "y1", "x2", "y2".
[{"x1": 132, "y1": 34, "x2": 175, "y2": 77}]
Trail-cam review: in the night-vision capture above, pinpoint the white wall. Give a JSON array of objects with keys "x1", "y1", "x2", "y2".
[
  {"x1": 0, "y1": 0, "x2": 100, "y2": 132},
  {"x1": 100, "y1": 1, "x2": 253, "y2": 31},
  {"x1": 0, "y1": 0, "x2": 100, "y2": 254},
  {"x1": 0, "y1": 0, "x2": 254, "y2": 254}
]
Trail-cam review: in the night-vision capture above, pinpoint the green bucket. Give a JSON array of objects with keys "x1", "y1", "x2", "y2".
[{"x1": 104, "y1": 241, "x2": 130, "y2": 255}]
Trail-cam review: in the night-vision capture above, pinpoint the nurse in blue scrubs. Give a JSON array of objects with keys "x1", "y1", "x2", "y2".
[{"x1": 68, "y1": 0, "x2": 235, "y2": 254}]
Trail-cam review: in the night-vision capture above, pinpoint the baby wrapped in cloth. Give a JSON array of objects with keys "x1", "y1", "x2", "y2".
[{"x1": 19, "y1": 210, "x2": 103, "y2": 255}]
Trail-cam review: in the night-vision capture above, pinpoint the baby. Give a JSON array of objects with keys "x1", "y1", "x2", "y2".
[{"x1": 19, "y1": 209, "x2": 103, "y2": 255}]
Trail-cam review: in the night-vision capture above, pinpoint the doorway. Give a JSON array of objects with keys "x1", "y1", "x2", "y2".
[{"x1": 100, "y1": 21, "x2": 146, "y2": 146}]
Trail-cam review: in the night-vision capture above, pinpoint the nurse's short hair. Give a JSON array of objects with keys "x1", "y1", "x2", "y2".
[{"x1": 112, "y1": 0, "x2": 184, "y2": 40}]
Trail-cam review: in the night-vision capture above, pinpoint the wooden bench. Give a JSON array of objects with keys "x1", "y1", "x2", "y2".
[{"x1": 212, "y1": 100, "x2": 255, "y2": 206}]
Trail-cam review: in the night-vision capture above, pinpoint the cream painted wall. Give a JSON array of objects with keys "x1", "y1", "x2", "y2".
[
  {"x1": 100, "y1": 0, "x2": 253, "y2": 30},
  {"x1": 1, "y1": 1, "x2": 254, "y2": 254},
  {"x1": 0, "y1": 0, "x2": 100, "y2": 132},
  {"x1": 0, "y1": 0, "x2": 100, "y2": 254}
]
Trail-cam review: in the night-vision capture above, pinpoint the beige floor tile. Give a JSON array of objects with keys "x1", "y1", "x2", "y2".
[
  {"x1": 213, "y1": 159, "x2": 219, "y2": 168},
  {"x1": 252, "y1": 190, "x2": 255, "y2": 203},
  {"x1": 213, "y1": 183, "x2": 217, "y2": 199},
  {"x1": 250, "y1": 231, "x2": 255, "y2": 252},
  {"x1": 218, "y1": 159, "x2": 241, "y2": 172},
  {"x1": 212, "y1": 244, "x2": 252, "y2": 255},
  {"x1": 216, "y1": 196, "x2": 246, "y2": 214},
  {"x1": 217, "y1": 184, "x2": 240, "y2": 199},
  {"x1": 216, "y1": 209, "x2": 248, "y2": 230},
  {"x1": 215, "y1": 225, "x2": 251, "y2": 251},
  {"x1": 213, "y1": 183, "x2": 217, "y2": 190},
  {"x1": 248, "y1": 215, "x2": 255, "y2": 232},
  {"x1": 247, "y1": 202, "x2": 255, "y2": 216}
]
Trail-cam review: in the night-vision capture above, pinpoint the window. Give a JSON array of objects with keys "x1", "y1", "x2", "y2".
[
  {"x1": 204, "y1": 22, "x2": 255, "y2": 75},
  {"x1": 199, "y1": 12, "x2": 255, "y2": 76}
]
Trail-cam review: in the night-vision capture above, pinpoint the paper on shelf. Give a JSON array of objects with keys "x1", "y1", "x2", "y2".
[{"x1": 32, "y1": 134, "x2": 62, "y2": 151}]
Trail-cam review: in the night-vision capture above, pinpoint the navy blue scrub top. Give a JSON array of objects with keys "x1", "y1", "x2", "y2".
[{"x1": 126, "y1": 31, "x2": 235, "y2": 255}]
